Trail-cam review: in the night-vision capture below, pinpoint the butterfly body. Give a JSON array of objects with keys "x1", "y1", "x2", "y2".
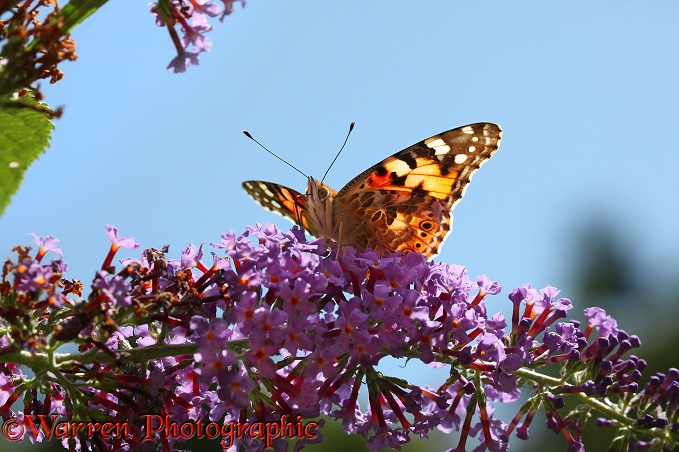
[{"x1": 243, "y1": 123, "x2": 502, "y2": 259}]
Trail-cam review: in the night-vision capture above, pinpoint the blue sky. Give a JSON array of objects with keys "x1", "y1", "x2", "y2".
[{"x1": 1, "y1": 1, "x2": 678, "y2": 447}]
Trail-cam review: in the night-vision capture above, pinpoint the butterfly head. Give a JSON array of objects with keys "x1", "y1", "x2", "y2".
[
  {"x1": 306, "y1": 177, "x2": 334, "y2": 202},
  {"x1": 301, "y1": 177, "x2": 340, "y2": 241}
]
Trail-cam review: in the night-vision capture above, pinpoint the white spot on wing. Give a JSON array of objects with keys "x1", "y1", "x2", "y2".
[
  {"x1": 425, "y1": 138, "x2": 445, "y2": 148},
  {"x1": 434, "y1": 145, "x2": 450, "y2": 155},
  {"x1": 424, "y1": 138, "x2": 450, "y2": 155},
  {"x1": 468, "y1": 145, "x2": 477, "y2": 153},
  {"x1": 454, "y1": 154, "x2": 468, "y2": 164},
  {"x1": 471, "y1": 136, "x2": 479, "y2": 142},
  {"x1": 424, "y1": 137, "x2": 451, "y2": 154},
  {"x1": 8, "y1": 162, "x2": 19, "y2": 168},
  {"x1": 461, "y1": 126, "x2": 474, "y2": 134}
]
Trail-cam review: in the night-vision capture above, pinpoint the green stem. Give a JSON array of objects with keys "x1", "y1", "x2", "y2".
[
  {"x1": 514, "y1": 367, "x2": 670, "y2": 442},
  {"x1": 0, "y1": 343, "x2": 199, "y2": 368}
]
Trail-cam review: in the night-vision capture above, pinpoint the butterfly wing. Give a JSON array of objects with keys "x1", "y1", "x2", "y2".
[
  {"x1": 333, "y1": 122, "x2": 502, "y2": 258},
  {"x1": 242, "y1": 181, "x2": 315, "y2": 234}
]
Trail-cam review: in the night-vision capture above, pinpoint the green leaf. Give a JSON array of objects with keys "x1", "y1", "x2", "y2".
[
  {"x1": 23, "y1": 0, "x2": 110, "y2": 54},
  {"x1": 57, "y1": 0, "x2": 111, "y2": 34},
  {"x1": 0, "y1": 95, "x2": 53, "y2": 216}
]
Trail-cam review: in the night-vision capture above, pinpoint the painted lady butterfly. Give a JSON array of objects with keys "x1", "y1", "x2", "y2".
[{"x1": 243, "y1": 123, "x2": 502, "y2": 259}]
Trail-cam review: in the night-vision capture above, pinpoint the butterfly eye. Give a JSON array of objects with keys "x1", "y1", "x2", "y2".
[{"x1": 318, "y1": 187, "x2": 330, "y2": 199}]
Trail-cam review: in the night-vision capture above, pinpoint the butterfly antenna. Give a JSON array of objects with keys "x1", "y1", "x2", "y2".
[
  {"x1": 243, "y1": 130, "x2": 308, "y2": 179},
  {"x1": 321, "y1": 122, "x2": 355, "y2": 184}
]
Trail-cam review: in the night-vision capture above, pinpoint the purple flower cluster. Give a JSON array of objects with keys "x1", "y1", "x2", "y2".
[
  {"x1": 149, "y1": 0, "x2": 246, "y2": 72},
  {"x1": 0, "y1": 224, "x2": 676, "y2": 451}
]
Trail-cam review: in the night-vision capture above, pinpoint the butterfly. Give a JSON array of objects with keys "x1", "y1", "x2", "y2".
[{"x1": 243, "y1": 123, "x2": 502, "y2": 259}]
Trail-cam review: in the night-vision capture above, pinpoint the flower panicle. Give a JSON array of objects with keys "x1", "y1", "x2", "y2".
[
  {"x1": 149, "y1": 0, "x2": 245, "y2": 73},
  {"x1": 0, "y1": 223, "x2": 676, "y2": 451}
]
